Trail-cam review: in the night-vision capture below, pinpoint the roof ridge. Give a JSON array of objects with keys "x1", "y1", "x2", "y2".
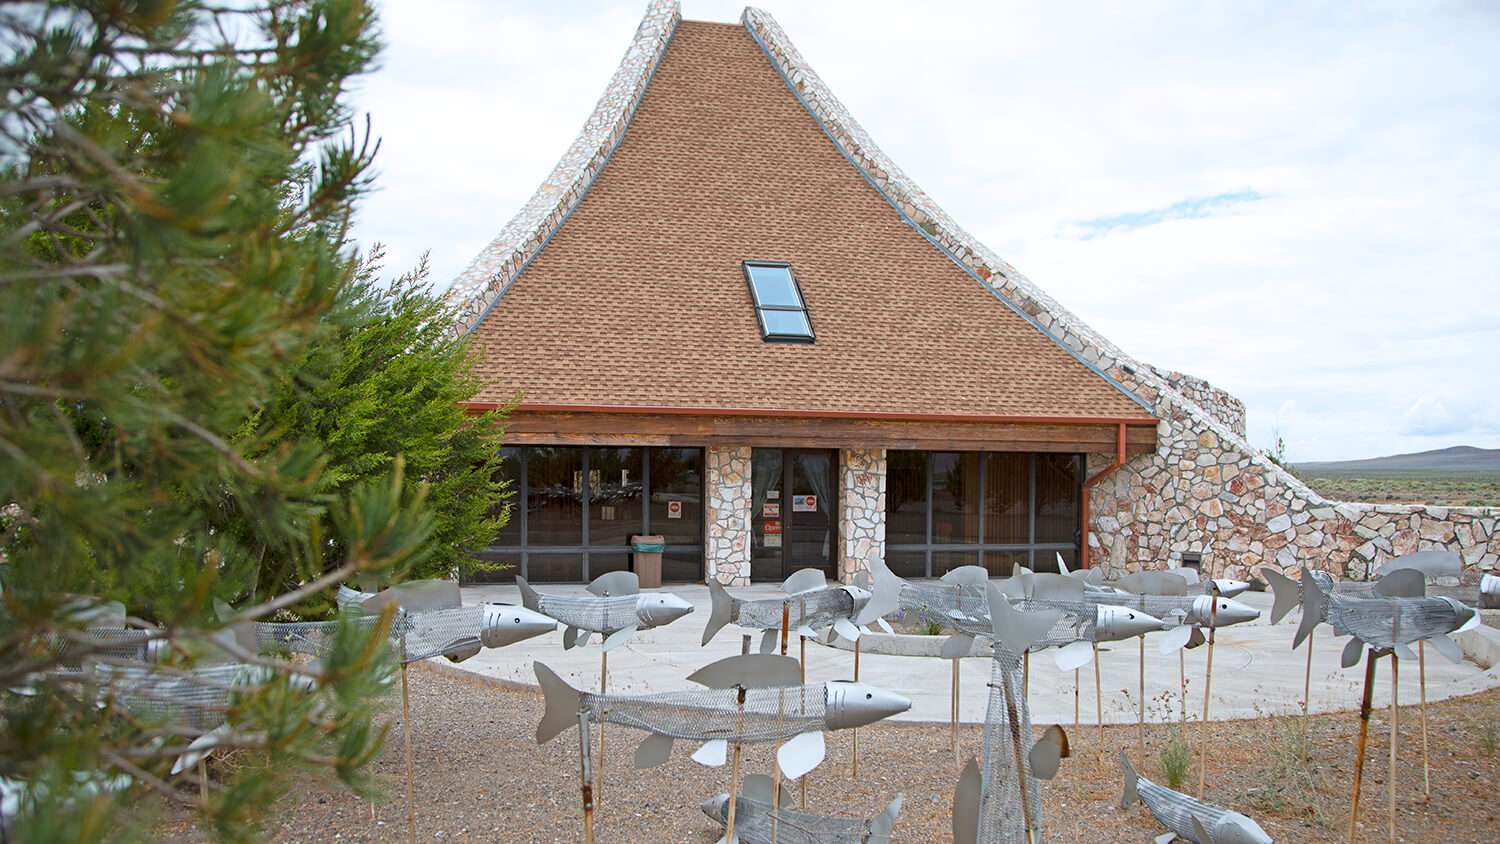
[
  {"x1": 447, "y1": 0, "x2": 682, "y2": 335},
  {"x1": 741, "y1": 5, "x2": 1161, "y2": 416}
]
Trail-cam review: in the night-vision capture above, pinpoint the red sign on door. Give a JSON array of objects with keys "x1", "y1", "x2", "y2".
[
  {"x1": 667, "y1": 500, "x2": 682, "y2": 519},
  {"x1": 763, "y1": 518, "x2": 782, "y2": 534}
]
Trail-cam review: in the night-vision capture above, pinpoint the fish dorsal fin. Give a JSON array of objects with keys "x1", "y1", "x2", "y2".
[
  {"x1": 1055, "y1": 640, "x2": 1094, "y2": 671},
  {"x1": 1011, "y1": 563, "x2": 1034, "y2": 577},
  {"x1": 687, "y1": 654, "x2": 801, "y2": 689},
  {"x1": 1055, "y1": 552, "x2": 1070, "y2": 575},
  {"x1": 363, "y1": 579, "x2": 461, "y2": 614},
  {"x1": 1117, "y1": 571, "x2": 1188, "y2": 596},
  {"x1": 940, "y1": 633, "x2": 975, "y2": 660},
  {"x1": 1173, "y1": 566, "x2": 1201, "y2": 585},
  {"x1": 992, "y1": 576, "x2": 1028, "y2": 600},
  {"x1": 1029, "y1": 573, "x2": 1085, "y2": 602},
  {"x1": 987, "y1": 584, "x2": 1063, "y2": 655},
  {"x1": 852, "y1": 570, "x2": 873, "y2": 591},
  {"x1": 1341, "y1": 637, "x2": 1366, "y2": 668},
  {"x1": 868, "y1": 794, "x2": 903, "y2": 843},
  {"x1": 1085, "y1": 567, "x2": 1105, "y2": 586},
  {"x1": 1376, "y1": 549, "x2": 1461, "y2": 579},
  {"x1": 952, "y1": 759, "x2": 981, "y2": 844},
  {"x1": 587, "y1": 571, "x2": 639, "y2": 598},
  {"x1": 741, "y1": 773, "x2": 775, "y2": 803},
  {"x1": 782, "y1": 568, "x2": 826, "y2": 595},
  {"x1": 941, "y1": 566, "x2": 989, "y2": 586},
  {"x1": 856, "y1": 558, "x2": 902, "y2": 627},
  {"x1": 633, "y1": 732, "x2": 674, "y2": 768},
  {"x1": 758, "y1": 628, "x2": 778, "y2": 654},
  {"x1": 1117, "y1": 749, "x2": 1140, "y2": 809},
  {"x1": 1375, "y1": 567, "x2": 1425, "y2": 599}
]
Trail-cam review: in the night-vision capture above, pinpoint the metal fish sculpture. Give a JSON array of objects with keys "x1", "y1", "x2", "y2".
[
  {"x1": 703, "y1": 568, "x2": 871, "y2": 652},
  {"x1": 700, "y1": 775, "x2": 902, "y2": 844},
  {"x1": 518, "y1": 571, "x2": 693, "y2": 651},
  {"x1": 1377, "y1": 549, "x2": 1500, "y2": 609},
  {"x1": 1057, "y1": 554, "x2": 1251, "y2": 599},
  {"x1": 334, "y1": 580, "x2": 557, "y2": 662},
  {"x1": 1292, "y1": 567, "x2": 1478, "y2": 666},
  {"x1": 534, "y1": 654, "x2": 909, "y2": 778},
  {"x1": 1119, "y1": 749, "x2": 1272, "y2": 843}
]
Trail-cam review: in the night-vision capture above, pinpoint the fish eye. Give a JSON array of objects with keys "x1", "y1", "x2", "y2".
[
  {"x1": 512, "y1": 618, "x2": 520, "y2": 624},
  {"x1": 866, "y1": 693, "x2": 872, "y2": 699}
]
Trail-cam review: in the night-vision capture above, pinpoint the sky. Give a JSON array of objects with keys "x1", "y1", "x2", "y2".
[{"x1": 344, "y1": 0, "x2": 1500, "y2": 463}]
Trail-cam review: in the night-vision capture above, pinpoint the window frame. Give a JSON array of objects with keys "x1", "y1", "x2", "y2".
[{"x1": 742, "y1": 261, "x2": 815, "y2": 343}]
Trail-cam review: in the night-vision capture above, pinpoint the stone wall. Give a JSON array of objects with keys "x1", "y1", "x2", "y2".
[
  {"x1": 839, "y1": 449, "x2": 886, "y2": 584},
  {"x1": 447, "y1": 0, "x2": 681, "y2": 334},
  {"x1": 705, "y1": 446, "x2": 751, "y2": 585},
  {"x1": 1147, "y1": 365, "x2": 1246, "y2": 437}
]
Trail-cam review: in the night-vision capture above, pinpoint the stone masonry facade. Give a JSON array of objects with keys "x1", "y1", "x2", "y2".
[
  {"x1": 460, "y1": 3, "x2": 1496, "y2": 583},
  {"x1": 839, "y1": 449, "x2": 886, "y2": 583},
  {"x1": 705, "y1": 446, "x2": 751, "y2": 586}
]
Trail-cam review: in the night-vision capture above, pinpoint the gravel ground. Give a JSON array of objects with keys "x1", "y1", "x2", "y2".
[{"x1": 157, "y1": 663, "x2": 1500, "y2": 842}]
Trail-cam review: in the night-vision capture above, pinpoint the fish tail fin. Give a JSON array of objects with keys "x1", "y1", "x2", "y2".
[
  {"x1": 517, "y1": 576, "x2": 540, "y2": 613},
  {"x1": 952, "y1": 759, "x2": 981, "y2": 844},
  {"x1": 1259, "y1": 566, "x2": 1299, "y2": 625},
  {"x1": 1118, "y1": 749, "x2": 1140, "y2": 809},
  {"x1": 1292, "y1": 567, "x2": 1325, "y2": 649},
  {"x1": 533, "y1": 662, "x2": 582, "y2": 744},
  {"x1": 702, "y1": 578, "x2": 733, "y2": 646}
]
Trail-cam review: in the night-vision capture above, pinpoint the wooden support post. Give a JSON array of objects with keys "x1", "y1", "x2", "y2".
[
  {"x1": 1094, "y1": 643, "x2": 1104, "y2": 769},
  {"x1": 1389, "y1": 652, "x2": 1398, "y2": 844},
  {"x1": 1348, "y1": 648, "x2": 1378, "y2": 844},
  {"x1": 578, "y1": 711, "x2": 595, "y2": 844},
  {"x1": 1138, "y1": 636, "x2": 1146, "y2": 754},
  {"x1": 1419, "y1": 640, "x2": 1431, "y2": 801},
  {"x1": 1197, "y1": 594, "x2": 1219, "y2": 800},
  {"x1": 402, "y1": 631, "x2": 416, "y2": 844},
  {"x1": 726, "y1": 686, "x2": 747, "y2": 844},
  {"x1": 852, "y1": 637, "x2": 861, "y2": 777},
  {"x1": 952, "y1": 658, "x2": 961, "y2": 768},
  {"x1": 1304, "y1": 628, "x2": 1315, "y2": 722}
]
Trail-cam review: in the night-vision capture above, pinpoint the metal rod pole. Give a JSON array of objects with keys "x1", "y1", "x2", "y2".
[
  {"x1": 1074, "y1": 665, "x2": 1080, "y2": 736},
  {"x1": 1197, "y1": 596, "x2": 1218, "y2": 800},
  {"x1": 726, "y1": 686, "x2": 747, "y2": 844},
  {"x1": 952, "y1": 658, "x2": 961, "y2": 768},
  {"x1": 1138, "y1": 636, "x2": 1146, "y2": 754},
  {"x1": 1304, "y1": 628, "x2": 1315, "y2": 722},
  {"x1": 1389, "y1": 652, "x2": 1398, "y2": 844},
  {"x1": 402, "y1": 643, "x2": 416, "y2": 844},
  {"x1": 1348, "y1": 648, "x2": 1378, "y2": 844},
  {"x1": 852, "y1": 637, "x2": 861, "y2": 777},
  {"x1": 1179, "y1": 648, "x2": 1187, "y2": 726},
  {"x1": 1003, "y1": 667, "x2": 1038, "y2": 843},
  {"x1": 578, "y1": 710, "x2": 594, "y2": 844},
  {"x1": 597, "y1": 649, "x2": 607, "y2": 809},
  {"x1": 1094, "y1": 643, "x2": 1104, "y2": 769},
  {"x1": 1419, "y1": 639, "x2": 1430, "y2": 800}
]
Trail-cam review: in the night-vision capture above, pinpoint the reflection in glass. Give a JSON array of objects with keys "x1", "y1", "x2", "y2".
[
  {"x1": 589, "y1": 552, "x2": 630, "y2": 578},
  {"x1": 1036, "y1": 454, "x2": 1081, "y2": 544},
  {"x1": 983, "y1": 453, "x2": 1029, "y2": 545},
  {"x1": 527, "y1": 553, "x2": 582, "y2": 582},
  {"x1": 933, "y1": 551, "x2": 979, "y2": 578},
  {"x1": 588, "y1": 447, "x2": 643, "y2": 547},
  {"x1": 983, "y1": 549, "x2": 1028, "y2": 578},
  {"x1": 650, "y1": 448, "x2": 702, "y2": 546},
  {"x1": 885, "y1": 451, "x2": 927, "y2": 545},
  {"x1": 932, "y1": 452, "x2": 980, "y2": 544},
  {"x1": 491, "y1": 447, "x2": 522, "y2": 546},
  {"x1": 887, "y1": 551, "x2": 927, "y2": 580}
]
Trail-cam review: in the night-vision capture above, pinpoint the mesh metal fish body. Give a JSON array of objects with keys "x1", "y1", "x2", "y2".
[
  {"x1": 64, "y1": 663, "x2": 289, "y2": 732},
  {"x1": 582, "y1": 684, "x2": 828, "y2": 743},
  {"x1": 730, "y1": 587, "x2": 862, "y2": 631},
  {"x1": 893, "y1": 581, "x2": 990, "y2": 637},
  {"x1": 529, "y1": 592, "x2": 647, "y2": 635},
  {"x1": 1123, "y1": 755, "x2": 1272, "y2": 843},
  {"x1": 1323, "y1": 591, "x2": 1470, "y2": 649},
  {"x1": 975, "y1": 646, "x2": 1041, "y2": 842}
]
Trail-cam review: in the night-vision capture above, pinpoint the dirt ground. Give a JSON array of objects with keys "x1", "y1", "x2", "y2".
[{"x1": 154, "y1": 662, "x2": 1500, "y2": 843}]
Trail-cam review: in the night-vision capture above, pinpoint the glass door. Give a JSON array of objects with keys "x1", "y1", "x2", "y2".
[{"x1": 751, "y1": 448, "x2": 837, "y2": 581}]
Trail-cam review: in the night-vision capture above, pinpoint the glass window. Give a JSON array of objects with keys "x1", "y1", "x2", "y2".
[
  {"x1": 462, "y1": 551, "x2": 518, "y2": 584},
  {"x1": 983, "y1": 453, "x2": 1029, "y2": 545},
  {"x1": 649, "y1": 447, "x2": 702, "y2": 546},
  {"x1": 933, "y1": 551, "x2": 980, "y2": 578},
  {"x1": 983, "y1": 549, "x2": 1029, "y2": 578},
  {"x1": 491, "y1": 447, "x2": 523, "y2": 547},
  {"x1": 526, "y1": 447, "x2": 582, "y2": 546},
  {"x1": 528, "y1": 553, "x2": 582, "y2": 582},
  {"x1": 588, "y1": 447, "x2": 643, "y2": 547},
  {"x1": 885, "y1": 451, "x2": 928, "y2": 546},
  {"x1": 1035, "y1": 454, "x2": 1081, "y2": 544},
  {"x1": 743, "y1": 261, "x2": 814, "y2": 343},
  {"x1": 931, "y1": 452, "x2": 980, "y2": 545},
  {"x1": 886, "y1": 550, "x2": 927, "y2": 580},
  {"x1": 588, "y1": 551, "x2": 630, "y2": 578}
]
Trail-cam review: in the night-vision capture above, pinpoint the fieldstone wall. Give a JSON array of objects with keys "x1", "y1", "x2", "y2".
[
  {"x1": 447, "y1": 0, "x2": 681, "y2": 334},
  {"x1": 839, "y1": 449, "x2": 886, "y2": 584},
  {"x1": 705, "y1": 446, "x2": 751, "y2": 585},
  {"x1": 744, "y1": 5, "x2": 1497, "y2": 582}
]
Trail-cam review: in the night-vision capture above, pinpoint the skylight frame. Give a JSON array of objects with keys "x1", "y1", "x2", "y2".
[{"x1": 742, "y1": 261, "x2": 815, "y2": 344}]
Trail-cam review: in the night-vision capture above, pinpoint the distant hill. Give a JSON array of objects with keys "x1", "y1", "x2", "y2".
[{"x1": 1299, "y1": 445, "x2": 1500, "y2": 477}]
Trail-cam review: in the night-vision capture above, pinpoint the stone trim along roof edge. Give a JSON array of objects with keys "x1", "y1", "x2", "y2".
[{"x1": 446, "y1": 0, "x2": 682, "y2": 336}]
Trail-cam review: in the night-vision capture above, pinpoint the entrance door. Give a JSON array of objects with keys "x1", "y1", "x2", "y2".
[{"x1": 750, "y1": 448, "x2": 837, "y2": 581}]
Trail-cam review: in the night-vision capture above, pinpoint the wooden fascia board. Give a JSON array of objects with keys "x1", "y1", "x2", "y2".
[{"x1": 471, "y1": 405, "x2": 1158, "y2": 455}]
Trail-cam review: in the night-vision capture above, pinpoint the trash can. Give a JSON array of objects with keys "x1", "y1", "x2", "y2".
[{"x1": 630, "y1": 534, "x2": 665, "y2": 589}]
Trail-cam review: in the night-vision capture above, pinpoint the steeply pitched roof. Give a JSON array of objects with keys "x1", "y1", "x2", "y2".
[{"x1": 459, "y1": 9, "x2": 1155, "y2": 423}]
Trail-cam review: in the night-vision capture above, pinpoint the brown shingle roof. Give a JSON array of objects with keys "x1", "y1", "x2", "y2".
[{"x1": 467, "y1": 20, "x2": 1153, "y2": 422}]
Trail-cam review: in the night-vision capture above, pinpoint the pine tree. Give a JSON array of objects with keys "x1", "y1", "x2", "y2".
[{"x1": 0, "y1": 2, "x2": 469, "y2": 839}]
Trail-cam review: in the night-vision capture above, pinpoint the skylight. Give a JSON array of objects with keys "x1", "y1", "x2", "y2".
[{"x1": 743, "y1": 262, "x2": 814, "y2": 343}]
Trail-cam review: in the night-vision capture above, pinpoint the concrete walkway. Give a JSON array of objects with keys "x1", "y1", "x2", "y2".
[{"x1": 450, "y1": 582, "x2": 1500, "y2": 726}]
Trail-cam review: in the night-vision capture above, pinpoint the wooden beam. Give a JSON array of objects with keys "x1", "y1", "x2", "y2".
[{"x1": 491, "y1": 411, "x2": 1157, "y2": 454}]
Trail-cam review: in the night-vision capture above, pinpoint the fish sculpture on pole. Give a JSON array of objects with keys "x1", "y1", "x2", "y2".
[
  {"x1": 703, "y1": 568, "x2": 871, "y2": 652},
  {"x1": 518, "y1": 571, "x2": 694, "y2": 652},
  {"x1": 1289, "y1": 567, "x2": 1478, "y2": 667},
  {"x1": 1118, "y1": 749, "x2": 1272, "y2": 844},
  {"x1": 701, "y1": 775, "x2": 903, "y2": 844}
]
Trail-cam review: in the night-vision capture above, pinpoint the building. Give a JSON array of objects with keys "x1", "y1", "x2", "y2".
[{"x1": 450, "y1": 2, "x2": 1499, "y2": 585}]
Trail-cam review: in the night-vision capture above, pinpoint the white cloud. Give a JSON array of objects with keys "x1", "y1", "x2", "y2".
[{"x1": 350, "y1": 0, "x2": 1500, "y2": 463}]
